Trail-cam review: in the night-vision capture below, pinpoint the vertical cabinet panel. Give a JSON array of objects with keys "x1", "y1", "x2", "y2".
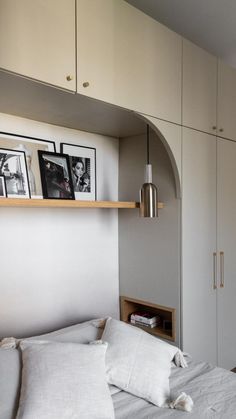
[
  {"x1": 77, "y1": 0, "x2": 182, "y2": 124},
  {"x1": 182, "y1": 128, "x2": 217, "y2": 364},
  {"x1": 218, "y1": 60, "x2": 236, "y2": 141},
  {"x1": 217, "y1": 139, "x2": 236, "y2": 369},
  {"x1": 114, "y1": 1, "x2": 182, "y2": 124},
  {"x1": 0, "y1": 0, "x2": 76, "y2": 91},
  {"x1": 182, "y1": 39, "x2": 217, "y2": 134}
]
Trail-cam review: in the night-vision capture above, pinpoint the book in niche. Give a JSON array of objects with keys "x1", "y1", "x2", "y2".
[
  {"x1": 130, "y1": 311, "x2": 161, "y2": 325},
  {"x1": 130, "y1": 319, "x2": 158, "y2": 328}
]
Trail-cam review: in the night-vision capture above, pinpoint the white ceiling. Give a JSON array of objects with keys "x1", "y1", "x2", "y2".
[{"x1": 126, "y1": 0, "x2": 236, "y2": 68}]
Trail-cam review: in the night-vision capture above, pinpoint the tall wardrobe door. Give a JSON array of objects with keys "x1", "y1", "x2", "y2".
[
  {"x1": 182, "y1": 128, "x2": 217, "y2": 364},
  {"x1": 217, "y1": 139, "x2": 236, "y2": 369}
]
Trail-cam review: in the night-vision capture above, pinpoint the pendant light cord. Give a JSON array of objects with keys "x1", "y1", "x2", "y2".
[{"x1": 147, "y1": 125, "x2": 150, "y2": 164}]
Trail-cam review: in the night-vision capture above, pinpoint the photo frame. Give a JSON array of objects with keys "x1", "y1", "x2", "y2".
[
  {"x1": 60, "y1": 143, "x2": 96, "y2": 201},
  {"x1": 0, "y1": 148, "x2": 30, "y2": 198},
  {"x1": 0, "y1": 175, "x2": 7, "y2": 198},
  {"x1": 38, "y1": 150, "x2": 75, "y2": 200},
  {"x1": 0, "y1": 132, "x2": 56, "y2": 198}
]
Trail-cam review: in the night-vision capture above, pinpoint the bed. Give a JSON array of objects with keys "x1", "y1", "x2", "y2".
[
  {"x1": 112, "y1": 357, "x2": 236, "y2": 418},
  {"x1": 1, "y1": 317, "x2": 236, "y2": 419}
]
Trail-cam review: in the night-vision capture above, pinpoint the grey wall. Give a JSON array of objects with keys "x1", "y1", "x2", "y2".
[
  {"x1": 0, "y1": 113, "x2": 119, "y2": 338},
  {"x1": 119, "y1": 132, "x2": 181, "y2": 344}
]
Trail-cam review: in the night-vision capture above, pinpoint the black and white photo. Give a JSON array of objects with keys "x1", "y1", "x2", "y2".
[
  {"x1": 38, "y1": 151, "x2": 75, "y2": 200},
  {"x1": 0, "y1": 148, "x2": 30, "y2": 198},
  {"x1": 60, "y1": 143, "x2": 96, "y2": 201},
  {"x1": 0, "y1": 132, "x2": 56, "y2": 197},
  {"x1": 0, "y1": 175, "x2": 7, "y2": 198}
]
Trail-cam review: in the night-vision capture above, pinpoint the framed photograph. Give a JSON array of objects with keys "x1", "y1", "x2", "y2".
[
  {"x1": 60, "y1": 143, "x2": 96, "y2": 201},
  {"x1": 0, "y1": 132, "x2": 56, "y2": 198},
  {"x1": 0, "y1": 175, "x2": 7, "y2": 198},
  {"x1": 0, "y1": 148, "x2": 30, "y2": 198},
  {"x1": 38, "y1": 151, "x2": 75, "y2": 200}
]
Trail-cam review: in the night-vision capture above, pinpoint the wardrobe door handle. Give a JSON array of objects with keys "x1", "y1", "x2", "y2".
[
  {"x1": 220, "y1": 251, "x2": 225, "y2": 288},
  {"x1": 213, "y1": 252, "x2": 217, "y2": 289}
]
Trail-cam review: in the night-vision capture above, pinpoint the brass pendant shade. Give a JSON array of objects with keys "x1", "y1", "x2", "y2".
[{"x1": 139, "y1": 126, "x2": 158, "y2": 218}]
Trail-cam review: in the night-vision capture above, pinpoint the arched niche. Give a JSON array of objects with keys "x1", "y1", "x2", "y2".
[
  {"x1": 0, "y1": 70, "x2": 181, "y2": 198},
  {"x1": 136, "y1": 113, "x2": 182, "y2": 199}
]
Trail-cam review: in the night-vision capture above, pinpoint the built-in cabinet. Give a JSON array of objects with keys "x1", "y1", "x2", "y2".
[
  {"x1": 1, "y1": 0, "x2": 236, "y2": 363},
  {"x1": 0, "y1": 0, "x2": 76, "y2": 91},
  {"x1": 182, "y1": 127, "x2": 236, "y2": 369},
  {"x1": 77, "y1": 0, "x2": 182, "y2": 124}
]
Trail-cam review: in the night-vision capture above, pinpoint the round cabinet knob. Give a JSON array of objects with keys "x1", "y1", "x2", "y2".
[
  {"x1": 212, "y1": 126, "x2": 217, "y2": 130},
  {"x1": 66, "y1": 75, "x2": 73, "y2": 81},
  {"x1": 83, "y1": 81, "x2": 90, "y2": 88},
  {"x1": 219, "y1": 128, "x2": 224, "y2": 133}
]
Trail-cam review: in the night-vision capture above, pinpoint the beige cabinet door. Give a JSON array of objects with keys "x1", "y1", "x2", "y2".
[
  {"x1": 218, "y1": 60, "x2": 236, "y2": 141},
  {"x1": 182, "y1": 127, "x2": 217, "y2": 364},
  {"x1": 0, "y1": 0, "x2": 76, "y2": 91},
  {"x1": 77, "y1": 0, "x2": 115, "y2": 102},
  {"x1": 182, "y1": 39, "x2": 217, "y2": 134},
  {"x1": 217, "y1": 138, "x2": 236, "y2": 369},
  {"x1": 77, "y1": 0, "x2": 182, "y2": 124}
]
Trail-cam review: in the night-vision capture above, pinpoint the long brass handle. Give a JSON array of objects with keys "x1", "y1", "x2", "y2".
[
  {"x1": 213, "y1": 252, "x2": 217, "y2": 289},
  {"x1": 220, "y1": 251, "x2": 224, "y2": 288}
]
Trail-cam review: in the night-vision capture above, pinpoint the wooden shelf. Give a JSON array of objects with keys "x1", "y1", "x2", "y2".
[
  {"x1": 120, "y1": 296, "x2": 176, "y2": 341},
  {"x1": 0, "y1": 198, "x2": 164, "y2": 209}
]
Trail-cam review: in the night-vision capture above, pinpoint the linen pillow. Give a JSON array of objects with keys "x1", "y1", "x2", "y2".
[
  {"x1": 101, "y1": 318, "x2": 180, "y2": 407},
  {"x1": 16, "y1": 340, "x2": 115, "y2": 419},
  {"x1": 0, "y1": 319, "x2": 105, "y2": 419}
]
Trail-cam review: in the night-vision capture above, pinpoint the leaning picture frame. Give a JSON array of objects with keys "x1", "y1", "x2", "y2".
[
  {"x1": 60, "y1": 143, "x2": 96, "y2": 201},
  {"x1": 0, "y1": 131, "x2": 56, "y2": 198},
  {"x1": 38, "y1": 150, "x2": 75, "y2": 200},
  {"x1": 0, "y1": 148, "x2": 30, "y2": 198},
  {"x1": 0, "y1": 175, "x2": 7, "y2": 198}
]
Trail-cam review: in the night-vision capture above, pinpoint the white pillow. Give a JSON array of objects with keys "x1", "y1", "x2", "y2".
[
  {"x1": 16, "y1": 340, "x2": 115, "y2": 419},
  {"x1": 101, "y1": 318, "x2": 179, "y2": 407}
]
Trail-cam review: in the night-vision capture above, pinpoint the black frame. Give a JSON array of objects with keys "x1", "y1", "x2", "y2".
[
  {"x1": 38, "y1": 150, "x2": 75, "y2": 200},
  {"x1": 0, "y1": 175, "x2": 7, "y2": 197},
  {"x1": 60, "y1": 142, "x2": 97, "y2": 200}
]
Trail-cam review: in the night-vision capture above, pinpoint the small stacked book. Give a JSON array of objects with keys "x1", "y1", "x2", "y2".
[{"x1": 130, "y1": 311, "x2": 161, "y2": 329}]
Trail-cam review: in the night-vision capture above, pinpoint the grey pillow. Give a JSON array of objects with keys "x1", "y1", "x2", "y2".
[{"x1": 0, "y1": 348, "x2": 21, "y2": 419}]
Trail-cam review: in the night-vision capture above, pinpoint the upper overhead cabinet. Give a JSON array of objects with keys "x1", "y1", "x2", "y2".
[
  {"x1": 0, "y1": 0, "x2": 76, "y2": 91},
  {"x1": 77, "y1": 0, "x2": 182, "y2": 124},
  {"x1": 217, "y1": 60, "x2": 236, "y2": 142},
  {"x1": 182, "y1": 39, "x2": 217, "y2": 134}
]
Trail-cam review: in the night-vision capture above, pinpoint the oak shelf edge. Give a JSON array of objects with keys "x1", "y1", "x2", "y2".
[{"x1": 0, "y1": 198, "x2": 164, "y2": 209}]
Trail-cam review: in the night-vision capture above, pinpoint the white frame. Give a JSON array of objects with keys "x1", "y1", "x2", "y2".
[
  {"x1": 0, "y1": 175, "x2": 7, "y2": 198},
  {"x1": 0, "y1": 148, "x2": 30, "y2": 198},
  {"x1": 0, "y1": 132, "x2": 55, "y2": 198}
]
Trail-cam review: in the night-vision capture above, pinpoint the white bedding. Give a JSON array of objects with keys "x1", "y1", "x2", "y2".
[
  {"x1": 112, "y1": 357, "x2": 236, "y2": 418},
  {"x1": 1, "y1": 319, "x2": 236, "y2": 418}
]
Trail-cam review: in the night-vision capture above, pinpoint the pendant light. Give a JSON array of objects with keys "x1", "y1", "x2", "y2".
[{"x1": 139, "y1": 125, "x2": 158, "y2": 218}]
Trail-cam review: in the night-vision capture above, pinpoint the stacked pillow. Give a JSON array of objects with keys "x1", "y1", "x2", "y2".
[{"x1": 1, "y1": 317, "x2": 186, "y2": 418}]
